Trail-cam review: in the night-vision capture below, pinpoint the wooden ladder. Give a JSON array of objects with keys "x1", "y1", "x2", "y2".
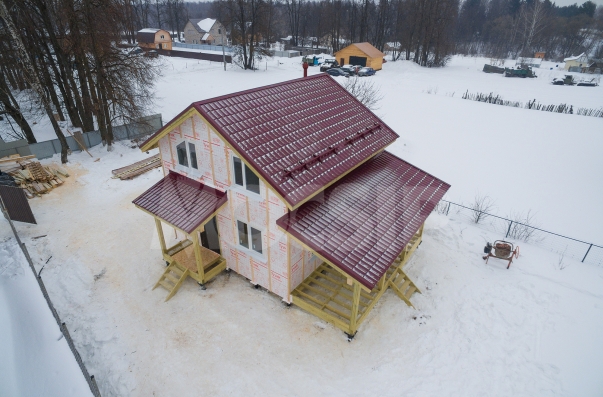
[
  {"x1": 388, "y1": 267, "x2": 421, "y2": 309},
  {"x1": 153, "y1": 261, "x2": 190, "y2": 301}
]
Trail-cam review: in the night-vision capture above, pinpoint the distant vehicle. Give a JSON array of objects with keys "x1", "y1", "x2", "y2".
[
  {"x1": 504, "y1": 66, "x2": 536, "y2": 78},
  {"x1": 320, "y1": 59, "x2": 339, "y2": 72},
  {"x1": 358, "y1": 67, "x2": 376, "y2": 76},
  {"x1": 341, "y1": 64, "x2": 362, "y2": 75},
  {"x1": 129, "y1": 47, "x2": 143, "y2": 55},
  {"x1": 552, "y1": 75, "x2": 575, "y2": 85},
  {"x1": 145, "y1": 50, "x2": 159, "y2": 58},
  {"x1": 483, "y1": 64, "x2": 504, "y2": 74},
  {"x1": 326, "y1": 68, "x2": 349, "y2": 77}
]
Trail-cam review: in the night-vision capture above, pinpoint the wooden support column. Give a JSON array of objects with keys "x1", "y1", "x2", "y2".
[
  {"x1": 193, "y1": 231, "x2": 205, "y2": 281},
  {"x1": 349, "y1": 281, "x2": 361, "y2": 335},
  {"x1": 378, "y1": 273, "x2": 386, "y2": 291},
  {"x1": 155, "y1": 218, "x2": 167, "y2": 254}
]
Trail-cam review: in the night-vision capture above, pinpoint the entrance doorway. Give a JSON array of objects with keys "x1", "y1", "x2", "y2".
[
  {"x1": 200, "y1": 216, "x2": 221, "y2": 254},
  {"x1": 349, "y1": 56, "x2": 367, "y2": 67}
]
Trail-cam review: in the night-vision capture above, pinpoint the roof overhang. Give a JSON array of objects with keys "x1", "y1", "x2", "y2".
[
  {"x1": 133, "y1": 171, "x2": 228, "y2": 235},
  {"x1": 276, "y1": 151, "x2": 450, "y2": 291}
]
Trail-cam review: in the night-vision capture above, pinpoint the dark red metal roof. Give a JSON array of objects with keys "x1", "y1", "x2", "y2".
[
  {"x1": 142, "y1": 74, "x2": 399, "y2": 208},
  {"x1": 276, "y1": 151, "x2": 450, "y2": 290},
  {"x1": 132, "y1": 171, "x2": 228, "y2": 234}
]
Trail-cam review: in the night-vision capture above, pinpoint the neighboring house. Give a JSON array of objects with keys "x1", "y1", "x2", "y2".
[
  {"x1": 137, "y1": 28, "x2": 172, "y2": 50},
  {"x1": 334, "y1": 42, "x2": 385, "y2": 70},
  {"x1": 134, "y1": 74, "x2": 450, "y2": 337},
  {"x1": 563, "y1": 53, "x2": 588, "y2": 70},
  {"x1": 534, "y1": 52, "x2": 546, "y2": 59},
  {"x1": 183, "y1": 18, "x2": 226, "y2": 45}
]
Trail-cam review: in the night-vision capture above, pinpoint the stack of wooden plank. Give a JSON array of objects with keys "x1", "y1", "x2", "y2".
[
  {"x1": 111, "y1": 154, "x2": 161, "y2": 180},
  {"x1": 0, "y1": 154, "x2": 69, "y2": 198}
]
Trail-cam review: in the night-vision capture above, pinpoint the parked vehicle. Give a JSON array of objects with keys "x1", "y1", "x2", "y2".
[
  {"x1": 504, "y1": 66, "x2": 536, "y2": 78},
  {"x1": 341, "y1": 65, "x2": 362, "y2": 75},
  {"x1": 129, "y1": 47, "x2": 144, "y2": 55},
  {"x1": 358, "y1": 67, "x2": 376, "y2": 76},
  {"x1": 482, "y1": 64, "x2": 505, "y2": 74},
  {"x1": 145, "y1": 50, "x2": 159, "y2": 58},
  {"x1": 320, "y1": 59, "x2": 339, "y2": 72},
  {"x1": 552, "y1": 75, "x2": 575, "y2": 85},
  {"x1": 326, "y1": 68, "x2": 349, "y2": 77}
]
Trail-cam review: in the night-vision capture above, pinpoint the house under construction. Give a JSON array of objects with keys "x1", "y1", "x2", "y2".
[{"x1": 133, "y1": 74, "x2": 450, "y2": 337}]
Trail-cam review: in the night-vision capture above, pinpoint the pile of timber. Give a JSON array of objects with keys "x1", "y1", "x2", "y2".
[
  {"x1": 0, "y1": 154, "x2": 69, "y2": 199},
  {"x1": 111, "y1": 154, "x2": 161, "y2": 180}
]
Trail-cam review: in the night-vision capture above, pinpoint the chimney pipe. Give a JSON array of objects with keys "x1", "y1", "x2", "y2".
[{"x1": 303, "y1": 62, "x2": 308, "y2": 78}]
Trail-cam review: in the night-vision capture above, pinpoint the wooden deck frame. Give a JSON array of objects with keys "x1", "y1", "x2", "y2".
[
  {"x1": 152, "y1": 216, "x2": 227, "y2": 300},
  {"x1": 291, "y1": 223, "x2": 425, "y2": 337}
]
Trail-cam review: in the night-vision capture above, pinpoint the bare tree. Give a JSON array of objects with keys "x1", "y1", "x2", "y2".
[
  {"x1": 343, "y1": 76, "x2": 383, "y2": 110},
  {"x1": 470, "y1": 193, "x2": 495, "y2": 224}
]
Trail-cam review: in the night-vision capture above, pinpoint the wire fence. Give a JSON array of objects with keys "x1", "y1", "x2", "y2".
[
  {"x1": 173, "y1": 42, "x2": 232, "y2": 53},
  {"x1": 1, "y1": 203, "x2": 102, "y2": 396},
  {"x1": 436, "y1": 200, "x2": 603, "y2": 267}
]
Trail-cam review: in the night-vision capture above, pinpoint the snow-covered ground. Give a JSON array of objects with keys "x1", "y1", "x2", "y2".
[
  {"x1": 0, "y1": 240, "x2": 93, "y2": 397},
  {"x1": 1, "y1": 54, "x2": 602, "y2": 396}
]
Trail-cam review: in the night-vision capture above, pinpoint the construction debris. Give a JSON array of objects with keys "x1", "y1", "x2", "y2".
[
  {"x1": 0, "y1": 154, "x2": 69, "y2": 199},
  {"x1": 111, "y1": 154, "x2": 161, "y2": 180}
]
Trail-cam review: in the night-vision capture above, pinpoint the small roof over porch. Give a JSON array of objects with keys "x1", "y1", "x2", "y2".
[
  {"x1": 132, "y1": 170, "x2": 228, "y2": 234},
  {"x1": 277, "y1": 151, "x2": 450, "y2": 291}
]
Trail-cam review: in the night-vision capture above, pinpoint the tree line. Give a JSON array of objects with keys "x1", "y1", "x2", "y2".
[
  {"x1": 0, "y1": 0, "x2": 158, "y2": 162},
  {"x1": 148, "y1": 0, "x2": 600, "y2": 68}
]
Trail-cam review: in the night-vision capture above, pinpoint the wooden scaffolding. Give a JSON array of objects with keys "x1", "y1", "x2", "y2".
[
  {"x1": 291, "y1": 223, "x2": 424, "y2": 337},
  {"x1": 152, "y1": 217, "x2": 226, "y2": 301}
]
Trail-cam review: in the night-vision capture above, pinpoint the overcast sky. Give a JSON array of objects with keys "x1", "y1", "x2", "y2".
[{"x1": 552, "y1": 0, "x2": 603, "y2": 6}]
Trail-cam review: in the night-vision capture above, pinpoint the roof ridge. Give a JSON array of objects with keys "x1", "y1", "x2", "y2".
[{"x1": 193, "y1": 73, "x2": 328, "y2": 107}]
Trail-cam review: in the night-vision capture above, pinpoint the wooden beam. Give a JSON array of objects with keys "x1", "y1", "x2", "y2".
[
  {"x1": 193, "y1": 231, "x2": 205, "y2": 281},
  {"x1": 155, "y1": 217, "x2": 167, "y2": 254},
  {"x1": 349, "y1": 281, "x2": 361, "y2": 334}
]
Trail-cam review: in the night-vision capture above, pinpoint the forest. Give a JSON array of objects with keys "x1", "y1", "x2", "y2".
[
  {"x1": 133, "y1": 0, "x2": 603, "y2": 67},
  {"x1": 0, "y1": 0, "x2": 601, "y2": 161}
]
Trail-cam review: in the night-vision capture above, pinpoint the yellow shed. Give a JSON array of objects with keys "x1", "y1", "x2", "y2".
[
  {"x1": 137, "y1": 28, "x2": 172, "y2": 50},
  {"x1": 334, "y1": 42, "x2": 385, "y2": 70}
]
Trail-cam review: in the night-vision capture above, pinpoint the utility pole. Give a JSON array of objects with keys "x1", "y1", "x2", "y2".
[{"x1": 222, "y1": 39, "x2": 226, "y2": 71}]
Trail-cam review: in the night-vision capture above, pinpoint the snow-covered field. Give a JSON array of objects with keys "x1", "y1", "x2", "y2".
[{"x1": 2, "y1": 54, "x2": 602, "y2": 396}]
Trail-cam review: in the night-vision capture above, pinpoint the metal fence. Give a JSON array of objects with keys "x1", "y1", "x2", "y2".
[
  {"x1": 0, "y1": 114, "x2": 162, "y2": 160},
  {"x1": 173, "y1": 42, "x2": 232, "y2": 53},
  {"x1": 1, "y1": 201, "x2": 102, "y2": 396},
  {"x1": 436, "y1": 200, "x2": 603, "y2": 266}
]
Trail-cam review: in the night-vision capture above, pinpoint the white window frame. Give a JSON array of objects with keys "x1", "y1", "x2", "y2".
[
  {"x1": 175, "y1": 139, "x2": 201, "y2": 177},
  {"x1": 230, "y1": 154, "x2": 261, "y2": 196},
  {"x1": 236, "y1": 219, "x2": 265, "y2": 258}
]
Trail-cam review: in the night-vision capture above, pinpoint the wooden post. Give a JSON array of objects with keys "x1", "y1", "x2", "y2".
[
  {"x1": 349, "y1": 281, "x2": 361, "y2": 334},
  {"x1": 193, "y1": 231, "x2": 205, "y2": 281},
  {"x1": 155, "y1": 218, "x2": 167, "y2": 253},
  {"x1": 378, "y1": 273, "x2": 386, "y2": 291}
]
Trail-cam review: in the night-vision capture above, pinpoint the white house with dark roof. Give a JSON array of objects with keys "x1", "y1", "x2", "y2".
[{"x1": 183, "y1": 18, "x2": 226, "y2": 45}]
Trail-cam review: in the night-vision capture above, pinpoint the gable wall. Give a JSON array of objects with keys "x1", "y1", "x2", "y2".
[
  {"x1": 183, "y1": 21, "x2": 202, "y2": 44},
  {"x1": 156, "y1": 111, "x2": 319, "y2": 301}
]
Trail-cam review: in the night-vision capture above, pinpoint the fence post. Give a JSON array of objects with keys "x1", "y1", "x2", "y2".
[
  {"x1": 446, "y1": 202, "x2": 451, "y2": 216},
  {"x1": 505, "y1": 221, "x2": 513, "y2": 238},
  {"x1": 582, "y1": 243, "x2": 593, "y2": 263}
]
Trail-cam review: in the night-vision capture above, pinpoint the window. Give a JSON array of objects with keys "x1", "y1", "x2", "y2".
[
  {"x1": 176, "y1": 141, "x2": 199, "y2": 170},
  {"x1": 160, "y1": 34, "x2": 164, "y2": 39},
  {"x1": 232, "y1": 156, "x2": 260, "y2": 194},
  {"x1": 237, "y1": 220, "x2": 262, "y2": 254},
  {"x1": 218, "y1": 28, "x2": 221, "y2": 34},
  {"x1": 188, "y1": 143, "x2": 198, "y2": 169},
  {"x1": 176, "y1": 142, "x2": 188, "y2": 167}
]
